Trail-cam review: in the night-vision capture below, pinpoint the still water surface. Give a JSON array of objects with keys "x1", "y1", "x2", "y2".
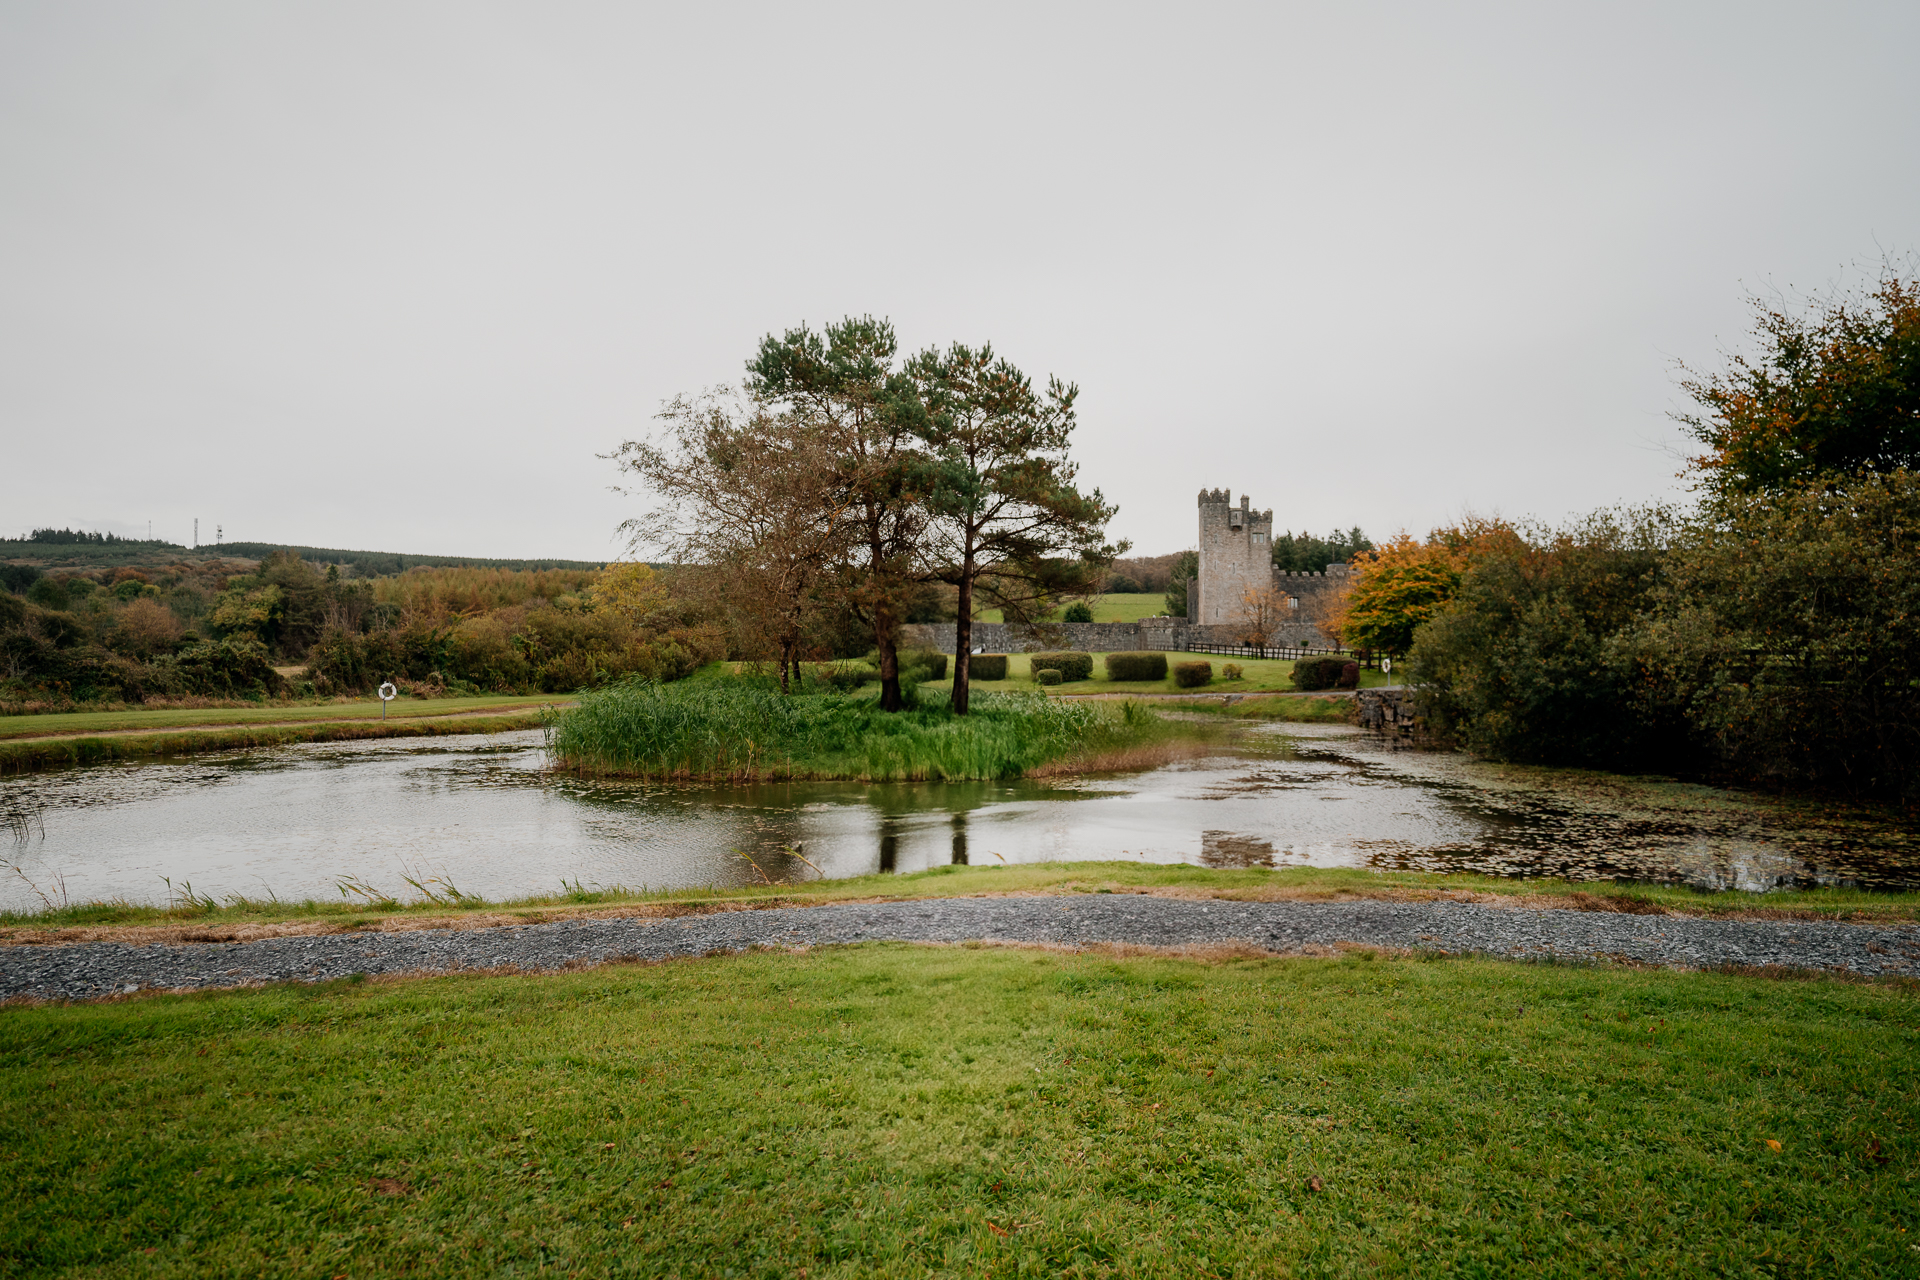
[{"x1": 3, "y1": 725, "x2": 1915, "y2": 912}]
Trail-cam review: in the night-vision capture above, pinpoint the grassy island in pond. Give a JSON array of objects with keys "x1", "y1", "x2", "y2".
[{"x1": 545, "y1": 679, "x2": 1201, "y2": 781}]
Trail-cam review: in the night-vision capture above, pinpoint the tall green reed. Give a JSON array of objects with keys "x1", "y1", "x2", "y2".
[{"x1": 544, "y1": 678, "x2": 1145, "y2": 781}]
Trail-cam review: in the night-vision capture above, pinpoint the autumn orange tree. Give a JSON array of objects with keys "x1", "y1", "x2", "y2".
[{"x1": 1330, "y1": 521, "x2": 1518, "y2": 655}]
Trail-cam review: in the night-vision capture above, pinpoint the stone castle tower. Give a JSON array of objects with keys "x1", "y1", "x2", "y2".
[
  {"x1": 1191, "y1": 489, "x2": 1350, "y2": 635},
  {"x1": 1193, "y1": 489, "x2": 1273, "y2": 625}
]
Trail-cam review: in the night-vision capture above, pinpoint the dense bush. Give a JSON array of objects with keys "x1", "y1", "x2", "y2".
[
  {"x1": 967, "y1": 654, "x2": 1008, "y2": 681},
  {"x1": 1339, "y1": 661, "x2": 1359, "y2": 689},
  {"x1": 903, "y1": 650, "x2": 947, "y2": 682},
  {"x1": 1029, "y1": 651, "x2": 1093, "y2": 682},
  {"x1": 1222, "y1": 663, "x2": 1243, "y2": 681},
  {"x1": 1104, "y1": 652, "x2": 1168, "y2": 682},
  {"x1": 1291, "y1": 657, "x2": 1351, "y2": 690},
  {"x1": 1408, "y1": 509, "x2": 1674, "y2": 768},
  {"x1": 1034, "y1": 668, "x2": 1063, "y2": 686},
  {"x1": 158, "y1": 637, "x2": 287, "y2": 698},
  {"x1": 1173, "y1": 660, "x2": 1212, "y2": 688},
  {"x1": 0, "y1": 565, "x2": 42, "y2": 595},
  {"x1": 306, "y1": 613, "x2": 725, "y2": 696},
  {"x1": 1062, "y1": 602, "x2": 1095, "y2": 623}
]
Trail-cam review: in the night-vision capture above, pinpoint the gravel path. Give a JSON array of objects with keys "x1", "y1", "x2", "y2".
[{"x1": 5, "y1": 896, "x2": 1918, "y2": 1002}]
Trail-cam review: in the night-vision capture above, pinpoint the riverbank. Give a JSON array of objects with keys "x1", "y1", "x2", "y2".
[
  {"x1": 10, "y1": 863, "x2": 1920, "y2": 941},
  {"x1": 3, "y1": 942, "x2": 1913, "y2": 1275},
  {"x1": 0, "y1": 697, "x2": 561, "y2": 774}
]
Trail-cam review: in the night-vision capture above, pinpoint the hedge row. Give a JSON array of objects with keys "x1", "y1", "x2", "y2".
[
  {"x1": 1174, "y1": 660, "x2": 1213, "y2": 688},
  {"x1": 967, "y1": 654, "x2": 1008, "y2": 681},
  {"x1": 1029, "y1": 651, "x2": 1093, "y2": 682},
  {"x1": 1104, "y1": 652, "x2": 1167, "y2": 681},
  {"x1": 1292, "y1": 657, "x2": 1360, "y2": 690}
]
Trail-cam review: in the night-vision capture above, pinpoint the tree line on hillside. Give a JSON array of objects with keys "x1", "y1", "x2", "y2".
[
  {"x1": 1332, "y1": 272, "x2": 1920, "y2": 802},
  {"x1": 0, "y1": 554, "x2": 724, "y2": 708},
  {"x1": 615, "y1": 317, "x2": 1124, "y2": 714}
]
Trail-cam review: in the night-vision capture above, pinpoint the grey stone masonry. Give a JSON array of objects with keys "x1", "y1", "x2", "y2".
[{"x1": 1195, "y1": 488, "x2": 1351, "y2": 640}]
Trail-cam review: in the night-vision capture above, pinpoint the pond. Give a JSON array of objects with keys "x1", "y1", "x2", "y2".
[{"x1": 2, "y1": 723, "x2": 1915, "y2": 914}]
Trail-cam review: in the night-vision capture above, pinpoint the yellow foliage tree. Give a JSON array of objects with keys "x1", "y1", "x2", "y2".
[
  {"x1": 1329, "y1": 520, "x2": 1519, "y2": 654},
  {"x1": 589, "y1": 562, "x2": 670, "y2": 622}
]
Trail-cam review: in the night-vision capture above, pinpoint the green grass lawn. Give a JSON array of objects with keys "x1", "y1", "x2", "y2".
[
  {"x1": 5, "y1": 944, "x2": 1914, "y2": 1276},
  {"x1": 930, "y1": 653, "x2": 1388, "y2": 697},
  {"x1": 0, "y1": 695, "x2": 560, "y2": 741},
  {"x1": 973, "y1": 593, "x2": 1170, "y2": 624}
]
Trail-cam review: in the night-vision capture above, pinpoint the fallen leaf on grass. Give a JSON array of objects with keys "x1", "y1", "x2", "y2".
[
  {"x1": 986, "y1": 1220, "x2": 1009, "y2": 1238},
  {"x1": 369, "y1": 1178, "x2": 411, "y2": 1197},
  {"x1": 1307, "y1": 1176, "x2": 1324, "y2": 1192},
  {"x1": 1764, "y1": 1139, "x2": 1782, "y2": 1152}
]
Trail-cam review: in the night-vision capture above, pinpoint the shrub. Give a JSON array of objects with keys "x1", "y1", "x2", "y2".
[
  {"x1": 1104, "y1": 652, "x2": 1168, "y2": 682},
  {"x1": 904, "y1": 649, "x2": 948, "y2": 681},
  {"x1": 0, "y1": 564, "x2": 41, "y2": 595},
  {"x1": 1292, "y1": 656, "x2": 1349, "y2": 690},
  {"x1": 1222, "y1": 663, "x2": 1242, "y2": 680},
  {"x1": 1029, "y1": 651, "x2": 1093, "y2": 682},
  {"x1": 1063, "y1": 602, "x2": 1095, "y2": 623},
  {"x1": 1034, "y1": 668, "x2": 1063, "y2": 686},
  {"x1": 1339, "y1": 661, "x2": 1360, "y2": 689},
  {"x1": 967, "y1": 653, "x2": 1007, "y2": 681},
  {"x1": 1174, "y1": 660, "x2": 1212, "y2": 688},
  {"x1": 158, "y1": 636, "x2": 287, "y2": 698},
  {"x1": 819, "y1": 661, "x2": 877, "y2": 692}
]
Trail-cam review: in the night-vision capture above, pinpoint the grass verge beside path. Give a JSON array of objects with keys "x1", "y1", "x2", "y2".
[
  {"x1": 0, "y1": 695, "x2": 555, "y2": 739},
  {"x1": 0, "y1": 709, "x2": 553, "y2": 775},
  {"x1": 11, "y1": 862, "x2": 1920, "y2": 941},
  {"x1": 4, "y1": 945, "x2": 1914, "y2": 1276}
]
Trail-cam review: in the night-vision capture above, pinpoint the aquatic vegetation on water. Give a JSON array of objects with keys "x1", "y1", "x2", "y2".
[{"x1": 544, "y1": 679, "x2": 1181, "y2": 781}]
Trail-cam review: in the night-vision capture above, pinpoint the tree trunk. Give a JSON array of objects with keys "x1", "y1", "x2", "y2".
[
  {"x1": 875, "y1": 615, "x2": 903, "y2": 711},
  {"x1": 777, "y1": 635, "x2": 794, "y2": 694},
  {"x1": 951, "y1": 558, "x2": 976, "y2": 715}
]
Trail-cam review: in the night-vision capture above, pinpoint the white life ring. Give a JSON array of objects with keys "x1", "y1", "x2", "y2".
[{"x1": 378, "y1": 682, "x2": 397, "y2": 701}]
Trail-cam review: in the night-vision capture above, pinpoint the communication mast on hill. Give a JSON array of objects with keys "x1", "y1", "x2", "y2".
[{"x1": 193, "y1": 518, "x2": 198, "y2": 549}]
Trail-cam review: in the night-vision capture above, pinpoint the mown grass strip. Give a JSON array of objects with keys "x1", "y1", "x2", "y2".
[
  {"x1": 3, "y1": 945, "x2": 1914, "y2": 1276},
  {"x1": 0, "y1": 695, "x2": 556, "y2": 739},
  {"x1": 0, "y1": 712, "x2": 548, "y2": 776}
]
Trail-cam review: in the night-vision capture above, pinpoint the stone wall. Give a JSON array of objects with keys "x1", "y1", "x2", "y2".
[
  {"x1": 1355, "y1": 687, "x2": 1431, "y2": 744},
  {"x1": 902, "y1": 620, "x2": 1334, "y2": 654}
]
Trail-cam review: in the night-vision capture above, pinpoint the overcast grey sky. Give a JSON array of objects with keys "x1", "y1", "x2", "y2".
[{"x1": 4, "y1": 2, "x2": 1916, "y2": 561}]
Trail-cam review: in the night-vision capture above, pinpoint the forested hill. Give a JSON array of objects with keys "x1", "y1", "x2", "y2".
[
  {"x1": 0, "y1": 536, "x2": 606, "y2": 573},
  {"x1": 214, "y1": 543, "x2": 607, "y2": 574}
]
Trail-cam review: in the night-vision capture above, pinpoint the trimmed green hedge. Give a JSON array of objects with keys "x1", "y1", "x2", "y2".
[
  {"x1": 1292, "y1": 657, "x2": 1360, "y2": 690},
  {"x1": 1034, "y1": 668, "x2": 1063, "y2": 686},
  {"x1": 967, "y1": 654, "x2": 1008, "y2": 681},
  {"x1": 1029, "y1": 651, "x2": 1093, "y2": 682},
  {"x1": 1104, "y1": 652, "x2": 1168, "y2": 682},
  {"x1": 1174, "y1": 660, "x2": 1213, "y2": 688}
]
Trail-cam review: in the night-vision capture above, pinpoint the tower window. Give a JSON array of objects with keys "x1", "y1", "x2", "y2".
[{"x1": 1287, "y1": 596, "x2": 1299, "y2": 610}]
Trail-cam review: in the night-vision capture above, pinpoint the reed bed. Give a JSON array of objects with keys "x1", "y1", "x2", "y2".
[{"x1": 544, "y1": 679, "x2": 1178, "y2": 781}]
